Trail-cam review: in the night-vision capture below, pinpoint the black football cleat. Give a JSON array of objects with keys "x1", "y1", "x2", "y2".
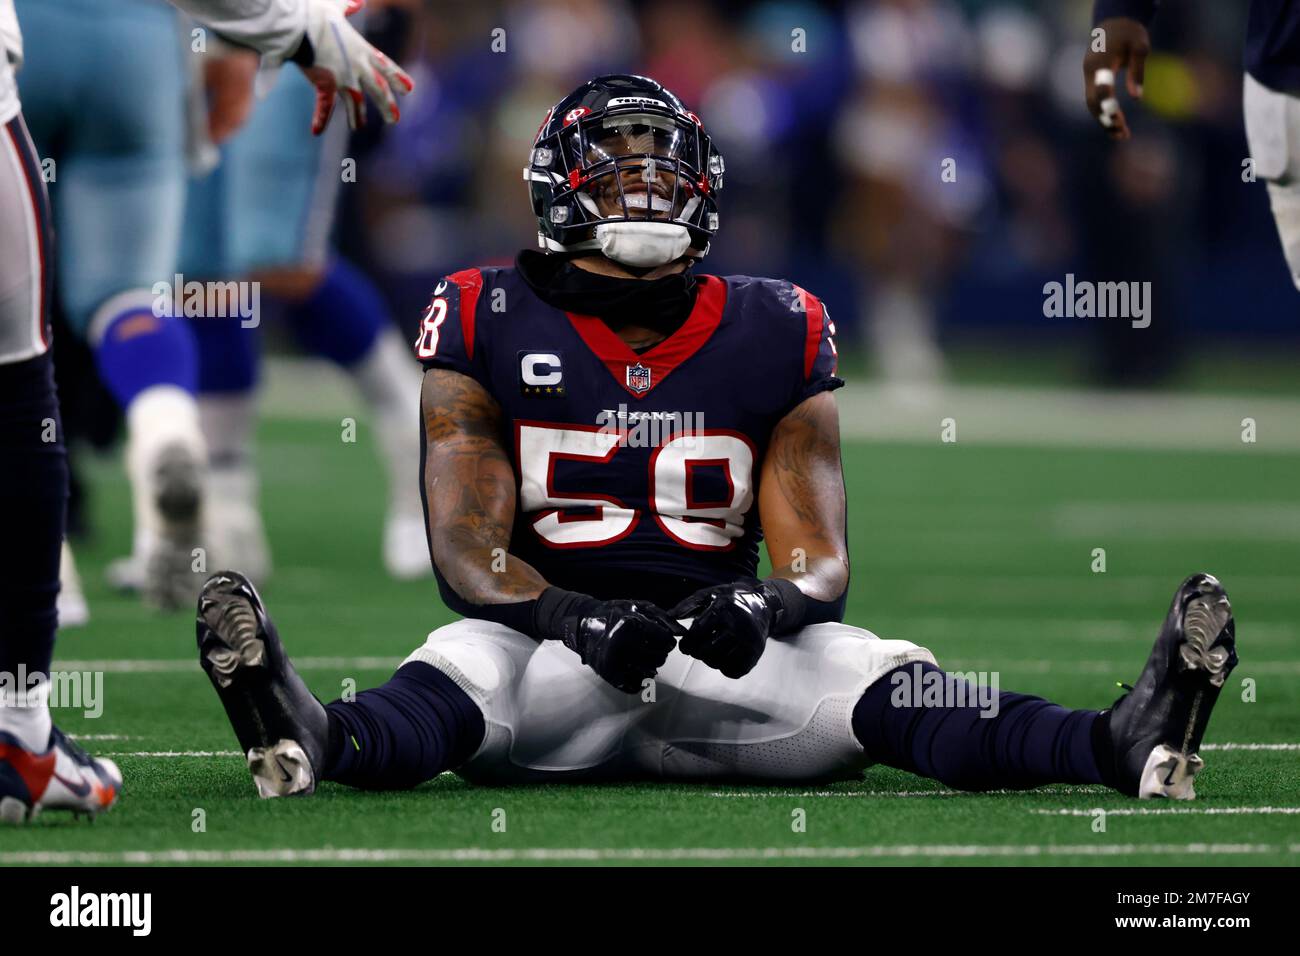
[
  {"x1": 196, "y1": 571, "x2": 329, "y2": 798},
  {"x1": 1104, "y1": 573, "x2": 1237, "y2": 799}
]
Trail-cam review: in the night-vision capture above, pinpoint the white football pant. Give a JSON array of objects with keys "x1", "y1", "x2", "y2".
[
  {"x1": 404, "y1": 618, "x2": 935, "y2": 783},
  {"x1": 1244, "y1": 72, "x2": 1300, "y2": 292}
]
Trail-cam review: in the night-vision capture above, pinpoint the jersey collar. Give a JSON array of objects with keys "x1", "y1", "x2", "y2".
[{"x1": 564, "y1": 275, "x2": 727, "y2": 398}]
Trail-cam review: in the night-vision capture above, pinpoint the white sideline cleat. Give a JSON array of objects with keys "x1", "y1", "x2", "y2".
[
  {"x1": 383, "y1": 511, "x2": 432, "y2": 580},
  {"x1": 0, "y1": 727, "x2": 122, "y2": 824}
]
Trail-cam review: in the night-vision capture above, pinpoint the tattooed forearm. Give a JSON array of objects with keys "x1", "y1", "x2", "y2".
[
  {"x1": 758, "y1": 391, "x2": 849, "y2": 602},
  {"x1": 422, "y1": 369, "x2": 549, "y2": 604},
  {"x1": 768, "y1": 394, "x2": 843, "y2": 527}
]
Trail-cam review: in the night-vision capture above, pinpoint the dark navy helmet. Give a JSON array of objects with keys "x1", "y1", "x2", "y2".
[{"x1": 523, "y1": 74, "x2": 724, "y2": 267}]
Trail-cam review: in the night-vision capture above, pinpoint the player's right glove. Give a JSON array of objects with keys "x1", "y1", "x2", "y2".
[
  {"x1": 535, "y1": 589, "x2": 680, "y2": 693},
  {"x1": 289, "y1": 0, "x2": 414, "y2": 135}
]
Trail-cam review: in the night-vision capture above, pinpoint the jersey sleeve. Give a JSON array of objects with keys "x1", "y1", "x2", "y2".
[
  {"x1": 1092, "y1": 0, "x2": 1159, "y2": 26},
  {"x1": 788, "y1": 285, "x2": 842, "y2": 409},
  {"x1": 413, "y1": 269, "x2": 491, "y2": 392},
  {"x1": 168, "y1": 0, "x2": 306, "y2": 62}
]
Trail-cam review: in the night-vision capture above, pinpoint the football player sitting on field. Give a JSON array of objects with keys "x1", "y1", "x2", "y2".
[{"x1": 196, "y1": 75, "x2": 1238, "y2": 801}]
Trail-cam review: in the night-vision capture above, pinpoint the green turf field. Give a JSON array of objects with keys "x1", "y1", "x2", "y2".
[{"x1": 3, "y1": 413, "x2": 1297, "y2": 866}]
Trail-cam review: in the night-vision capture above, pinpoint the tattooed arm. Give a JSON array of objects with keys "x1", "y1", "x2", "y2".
[
  {"x1": 670, "y1": 391, "x2": 848, "y2": 678},
  {"x1": 757, "y1": 390, "x2": 850, "y2": 604},
  {"x1": 421, "y1": 368, "x2": 547, "y2": 605}
]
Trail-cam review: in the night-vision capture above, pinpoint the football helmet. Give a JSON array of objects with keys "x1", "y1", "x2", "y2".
[{"x1": 524, "y1": 74, "x2": 724, "y2": 268}]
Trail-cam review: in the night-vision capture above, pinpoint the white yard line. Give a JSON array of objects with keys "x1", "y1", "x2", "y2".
[
  {"x1": 1032, "y1": 807, "x2": 1300, "y2": 816},
  {"x1": 97, "y1": 751, "x2": 240, "y2": 757},
  {"x1": 942, "y1": 659, "x2": 1300, "y2": 675},
  {"x1": 1054, "y1": 502, "x2": 1300, "y2": 540},
  {"x1": 0, "y1": 843, "x2": 1291, "y2": 865},
  {"x1": 870, "y1": 615, "x2": 1296, "y2": 644},
  {"x1": 834, "y1": 382, "x2": 1300, "y2": 452},
  {"x1": 709, "y1": 787, "x2": 1111, "y2": 799},
  {"x1": 53, "y1": 657, "x2": 403, "y2": 673}
]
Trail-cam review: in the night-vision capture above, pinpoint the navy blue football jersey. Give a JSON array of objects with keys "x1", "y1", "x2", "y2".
[{"x1": 415, "y1": 265, "x2": 840, "y2": 602}]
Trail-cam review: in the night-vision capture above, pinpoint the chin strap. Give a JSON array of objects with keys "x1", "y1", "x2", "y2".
[{"x1": 593, "y1": 221, "x2": 692, "y2": 268}]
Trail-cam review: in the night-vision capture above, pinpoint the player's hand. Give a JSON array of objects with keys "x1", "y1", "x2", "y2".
[
  {"x1": 671, "y1": 583, "x2": 778, "y2": 679},
  {"x1": 1083, "y1": 17, "x2": 1151, "y2": 140},
  {"x1": 291, "y1": 0, "x2": 414, "y2": 135},
  {"x1": 561, "y1": 600, "x2": 681, "y2": 694}
]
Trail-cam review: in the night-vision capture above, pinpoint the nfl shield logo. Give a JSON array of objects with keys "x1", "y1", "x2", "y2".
[{"x1": 626, "y1": 363, "x2": 652, "y2": 394}]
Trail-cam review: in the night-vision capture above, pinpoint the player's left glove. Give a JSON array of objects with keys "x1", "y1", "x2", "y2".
[
  {"x1": 534, "y1": 589, "x2": 680, "y2": 694},
  {"x1": 671, "y1": 581, "x2": 791, "y2": 679},
  {"x1": 290, "y1": 0, "x2": 414, "y2": 135}
]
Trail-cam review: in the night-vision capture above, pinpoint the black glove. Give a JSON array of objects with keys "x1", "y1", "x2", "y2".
[
  {"x1": 535, "y1": 589, "x2": 680, "y2": 693},
  {"x1": 671, "y1": 581, "x2": 789, "y2": 678}
]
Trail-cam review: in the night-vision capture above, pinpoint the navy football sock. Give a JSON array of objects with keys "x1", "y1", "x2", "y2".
[
  {"x1": 853, "y1": 662, "x2": 1110, "y2": 791},
  {"x1": 0, "y1": 354, "x2": 65, "y2": 682},
  {"x1": 323, "y1": 661, "x2": 484, "y2": 790}
]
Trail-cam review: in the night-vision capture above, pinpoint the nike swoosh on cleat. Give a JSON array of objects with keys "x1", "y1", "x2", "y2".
[{"x1": 52, "y1": 773, "x2": 92, "y2": 798}]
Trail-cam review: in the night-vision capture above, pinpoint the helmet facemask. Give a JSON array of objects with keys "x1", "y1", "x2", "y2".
[
  {"x1": 527, "y1": 102, "x2": 723, "y2": 267},
  {"x1": 572, "y1": 114, "x2": 703, "y2": 224}
]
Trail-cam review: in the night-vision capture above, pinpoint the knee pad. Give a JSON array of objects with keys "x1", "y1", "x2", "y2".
[
  {"x1": 403, "y1": 619, "x2": 560, "y2": 774},
  {"x1": 403, "y1": 619, "x2": 531, "y2": 712}
]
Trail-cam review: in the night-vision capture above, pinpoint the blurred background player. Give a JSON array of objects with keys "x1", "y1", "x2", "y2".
[
  {"x1": 16, "y1": 0, "x2": 204, "y2": 613},
  {"x1": 173, "y1": 7, "x2": 427, "y2": 583},
  {"x1": 16, "y1": 0, "x2": 416, "y2": 611},
  {"x1": 1085, "y1": 0, "x2": 1300, "y2": 293},
  {"x1": 0, "y1": 0, "x2": 409, "y2": 821}
]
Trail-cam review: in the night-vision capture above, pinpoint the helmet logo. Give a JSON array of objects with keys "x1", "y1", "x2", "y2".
[
  {"x1": 607, "y1": 96, "x2": 670, "y2": 110},
  {"x1": 562, "y1": 107, "x2": 591, "y2": 126}
]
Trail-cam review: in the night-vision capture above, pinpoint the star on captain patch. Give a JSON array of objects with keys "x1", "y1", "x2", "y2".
[
  {"x1": 626, "y1": 362, "x2": 652, "y2": 394},
  {"x1": 518, "y1": 350, "x2": 566, "y2": 397}
]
